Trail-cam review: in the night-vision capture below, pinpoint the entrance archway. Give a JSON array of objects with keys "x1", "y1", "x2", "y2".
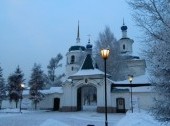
[
  {"x1": 77, "y1": 85, "x2": 97, "y2": 111},
  {"x1": 53, "y1": 98, "x2": 60, "y2": 111}
]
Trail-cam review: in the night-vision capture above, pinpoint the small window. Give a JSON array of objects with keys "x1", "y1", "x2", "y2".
[
  {"x1": 123, "y1": 44, "x2": 125, "y2": 50},
  {"x1": 71, "y1": 55, "x2": 75, "y2": 64},
  {"x1": 71, "y1": 67, "x2": 74, "y2": 71}
]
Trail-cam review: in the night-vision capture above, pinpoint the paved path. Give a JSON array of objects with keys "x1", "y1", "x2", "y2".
[{"x1": 0, "y1": 111, "x2": 125, "y2": 126}]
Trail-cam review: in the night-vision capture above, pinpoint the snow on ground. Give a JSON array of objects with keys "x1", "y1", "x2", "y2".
[
  {"x1": 40, "y1": 119, "x2": 69, "y2": 126},
  {"x1": 0, "y1": 109, "x2": 169, "y2": 126},
  {"x1": 0, "y1": 109, "x2": 125, "y2": 126},
  {"x1": 116, "y1": 110, "x2": 168, "y2": 126}
]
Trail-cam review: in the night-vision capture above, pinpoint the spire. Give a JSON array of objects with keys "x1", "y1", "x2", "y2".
[
  {"x1": 121, "y1": 18, "x2": 128, "y2": 38},
  {"x1": 86, "y1": 34, "x2": 93, "y2": 54},
  {"x1": 76, "y1": 21, "x2": 80, "y2": 44},
  {"x1": 88, "y1": 34, "x2": 91, "y2": 44},
  {"x1": 123, "y1": 18, "x2": 125, "y2": 25}
]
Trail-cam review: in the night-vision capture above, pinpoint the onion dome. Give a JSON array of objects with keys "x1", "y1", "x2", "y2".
[
  {"x1": 121, "y1": 25, "x2": 127, "y2": 31},
  {"x1": 69, "y1": 45, "x2": 86, "y2": 52},
  {"x1": 86, "y1": 37, "x2": 93, "y2": 49},
  {"x1": 121, "y1": 19, "x2": 128, "y2": 31},
  {"x1": 86, "y1": 43, "x2": 92, "y2": 49}
]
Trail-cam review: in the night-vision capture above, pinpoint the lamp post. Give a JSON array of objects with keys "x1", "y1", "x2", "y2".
[
  {"x1": 128, "y1": 75, "x2": 133, "y2": 113},
  {"x1": 20, "y1": 83, "x2": 25, "y2": 113},
  {"x1": 101, "y1": 48, "x2": 110, "y2": 126}
]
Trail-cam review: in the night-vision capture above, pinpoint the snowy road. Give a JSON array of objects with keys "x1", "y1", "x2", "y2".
[{"x1": 0, "y1": 111, "x2": 125, "y2": 126}]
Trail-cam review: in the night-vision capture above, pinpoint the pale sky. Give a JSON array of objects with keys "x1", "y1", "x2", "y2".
[{"x1": 0, "y1": 0, "x2": 142, "y2": 82}]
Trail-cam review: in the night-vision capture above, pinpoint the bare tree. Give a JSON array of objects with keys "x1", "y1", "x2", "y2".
[
  {"x1": 94, "y1": 26, "x2": 124, "y2": 81},
  {"x1": 128, "y1": 0, "x2": 170, "y2": 122},
  {"x1": 47, "y1": 53, "x2": 65, "y2": 87}
]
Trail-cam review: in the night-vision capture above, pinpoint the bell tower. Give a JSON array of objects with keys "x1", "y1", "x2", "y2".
[
  {"x1": 65, "y1": 22, "x2": 86, "y2": 78},
  {"x1": 118, "y1": 20, "x2": 134, "y2": 55}
]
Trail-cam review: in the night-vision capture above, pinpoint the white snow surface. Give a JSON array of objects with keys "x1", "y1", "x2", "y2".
[
  {"x1": 0, "y1": 109, "x2": 168, "y2": 126},
  {"x1": 40, "y1": 119, "x2": 69, "y2": 126},
  {"x1": 116, "y1": 110, "x2": 168, "y2": 126}
]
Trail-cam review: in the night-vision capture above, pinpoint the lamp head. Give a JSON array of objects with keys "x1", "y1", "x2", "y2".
[
  {"x1": 100, "y1": 49, "x2": 110, "y2": 59},
  {"x1": 128, "y1": 75, "x2": 133, "y2": 83},
  {"x1": 21, "y1": 83, "x2": 25, "y2": 88}
]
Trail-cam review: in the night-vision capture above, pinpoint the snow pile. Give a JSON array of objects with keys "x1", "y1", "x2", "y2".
[
  {"x1": 40, "y1": 119, "x2": 70, "y2": 126},
  {"x1": 116, "y1": 110, "x2": 161, "y2": 126},
  {"x1": 0, "y1": 108, "x2": 20, "y2": 113}
]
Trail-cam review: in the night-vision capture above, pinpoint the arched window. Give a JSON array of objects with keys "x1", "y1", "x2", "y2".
[
  {"x1": 70, "y1": 55, "x2": 75, "y2": 64},
  {"x1": 123, "y1": 44, "x2": 125, "y2": 50}
]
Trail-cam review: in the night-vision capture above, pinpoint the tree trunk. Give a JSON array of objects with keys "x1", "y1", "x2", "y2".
[
  {"x1": 0, "y1": 101, "x2": 2, "y2": 110},
  {"x1": 16, "y1": 101, "x2": 18, "y2": 108},
  {"x1": 35, "y1": 102, "x2": 37, "y2": 110}
]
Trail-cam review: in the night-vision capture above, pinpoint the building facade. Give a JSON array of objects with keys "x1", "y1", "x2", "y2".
[{"x1": 2, "y1": 23, "x2": 154, "y2": 113}]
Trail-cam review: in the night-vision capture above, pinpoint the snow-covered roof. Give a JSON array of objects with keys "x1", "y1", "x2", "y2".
[
  {"x1": 112, "y1": 86, "x2": 153, "y2": 93},
  {"x1": 23, "y1": 87, "x2": 63, "y2": 95},
  {"x1": 41, "y1": 87, "x2": 63, "y2": 94},
  {"x1": 69, "y1": 69, "x2": 105, "y2": 77},
  {"x1": 112, "y1": 74, "x2": 153, "y2": 93},
  {"x1": 115, "y1": 74, "x2": 150, "y2": 84}
]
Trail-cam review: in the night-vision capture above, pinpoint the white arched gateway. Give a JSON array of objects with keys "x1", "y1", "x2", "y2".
[
  {"x1": 77, "y1": 84, "x2": 97, "y2": 111},
  {"x1": 61, "y1": 51, "x2": 113, "y2": 112}
]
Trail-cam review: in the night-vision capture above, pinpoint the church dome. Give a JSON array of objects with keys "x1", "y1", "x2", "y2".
[
  {"x1": 69, "y1": 45, "x2": 86, "y2": 52},
  {"x1": 86, "y1": 43, "x2": 93, "y2": 49},
  {"x1": 121, "y1": 25, "x2": 128, "y2": 31}
]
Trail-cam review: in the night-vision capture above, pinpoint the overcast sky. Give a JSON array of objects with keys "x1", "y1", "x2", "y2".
[{"x1": 0, "y1": 0, "x2": 142, "y2": 82}]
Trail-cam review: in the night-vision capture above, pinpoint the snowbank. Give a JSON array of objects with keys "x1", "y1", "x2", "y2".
[
  {"x1": 0, "y1": 108, "x2": 20, "y2": 113},
  {"x1": 116, "y1": 110, "x2": 161, "y2": 126},
  {"x1": 40, "y1": 119, "x2": 70, "y2": 126}
]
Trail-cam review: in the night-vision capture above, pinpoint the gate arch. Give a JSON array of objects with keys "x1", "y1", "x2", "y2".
[{"x1": 77, "y1": 85, "x2": 97, "y2": 111}]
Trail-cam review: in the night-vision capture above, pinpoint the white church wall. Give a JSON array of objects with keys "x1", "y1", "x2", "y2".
[
  {"x1": 38, "y1": 93, "x2": 62, "y2": 110},
  {"x1": 119, "y1": 39, "x2": 133, "y2": 54},
  {"x1": 107, "y1": 81, "x2": 112, "y2": 106},
  {"x1": 65, "y1": 51, "x2": 86, "y2": 77},
  {"x1": 133, "y1": 92, "x2": 155, "y2": 110},
  {"x1": 97, "y1": 83, "x2": 104, "y2": 106},
  {"x1": 62, "y1": 84, "x2": 73, "y2": 106},
  {"x1": 128, "y1": 59, "x2": 146, "y2": 77},
  {"x1": 97, "y1": 80, "x2": 112, "y2": 107}
]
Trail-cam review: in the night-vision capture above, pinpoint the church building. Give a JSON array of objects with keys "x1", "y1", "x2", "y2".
[{"x1": 2, "y1": 22, "x2": 155, "y2": 113}]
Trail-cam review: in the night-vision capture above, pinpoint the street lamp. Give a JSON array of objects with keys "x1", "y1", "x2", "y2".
[
  {"x1": 101, "y1": 48, "x2": 110, "y2": 126},
  {"x1": 128, "y1": 75, "x2": 133, "y2": 113},
  {"x1": 20, "y1": 83, "x2": 25, "y2": 113}
]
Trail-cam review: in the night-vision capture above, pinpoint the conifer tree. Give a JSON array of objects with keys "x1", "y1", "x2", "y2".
[
  {"x1": 0, "y1": 66, "x2": 6, "y2": 109},
  {"x1": 29, "y1": 63, "x2": 45, "y2": 110},
  {"x1": 7, "y1": 66, "x2": 24, "y2": 108}
]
